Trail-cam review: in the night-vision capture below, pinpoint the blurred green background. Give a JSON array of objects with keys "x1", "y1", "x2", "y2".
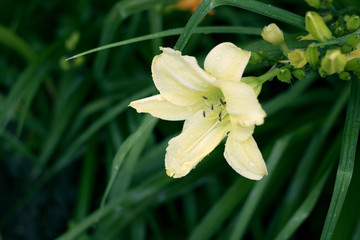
[{"x1": 1, "y1": 0, "x2": 360, "y2": 239}]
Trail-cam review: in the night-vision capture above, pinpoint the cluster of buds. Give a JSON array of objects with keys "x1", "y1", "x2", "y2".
[
  {"x1": 305, "y1": 0, "x2": 333, "y2": 9},
  {"x1": 257, "y1": 4, "x2": 360, "y2": 83}
]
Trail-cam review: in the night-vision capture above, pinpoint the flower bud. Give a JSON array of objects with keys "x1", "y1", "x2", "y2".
[
  {"x1": 277, "y1": 67, "x2": 291, "y2": 83},
  {"x1": 318, "y1": 68, "x2": 327, "y2": 78},
  {"x1": 305, "y1": 11, "x2": 333, "y2": 42},
  {"x1": 292, "y1": 69, "x2": 306, "y2": 80},
  {"x1": 339, "y1": 72, "x2": 351, "y2": 81},
  {"x1": 345, "y1": 49, "x2": 360, "y2": 62},
  {"x1": 334, "y1": 26, "x2": 344, "y2": 36},
  {"x1": 288, "y1": 49, "x2": 307, "y2": 68},
  {"x1": 346, "y1": 15, "x2": 360, "y2": 32},
  {"x1": 305, "y1": 0, "x2": 332, "y2": 9},
  {"x1": 305, "y1": 0, "x2": 321, "y2": 8},
  {"x1": 345, "y1": 58, "x2": 360, "y2": 71},
  {"x1": 342, "y1": 34, "x2": 360, "y2": 53},
  {"x1": 261, "y1": 23, "x2": 285, "y2": 46},
  {"x1": 306, "y1": 46, "x2": 320, "y2": 68},
  {"x1": 321, "y1": 49, "x2": 346, "y2": 75}
]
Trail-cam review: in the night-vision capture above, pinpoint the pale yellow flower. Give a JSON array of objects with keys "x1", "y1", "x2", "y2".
[
  {"x1": 261, "y1": 23, "x2": 285, "y2": 46},
  {"x1": 288, "y1": 49, "x2": 307, "y2": 68},
  {"x1": 130, "y1": 42, "x2": 267, "y2": 180}
]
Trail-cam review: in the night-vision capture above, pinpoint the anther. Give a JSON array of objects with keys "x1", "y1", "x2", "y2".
[
  {"x1": 202, "y1": 96, "x2": 208, "y2": 100},
  {"x1": 202, "y1": 110, "x2": 206, "y2": 118},
  {"x1": 219, "y1": 99, "x2": 225, "y2": 105},
  {"x1": 210, "y1": 104, "x2": 214, "y2": 110},
  {"x1": 218, "y1": 111, "x2": 222, "y2": 122}
]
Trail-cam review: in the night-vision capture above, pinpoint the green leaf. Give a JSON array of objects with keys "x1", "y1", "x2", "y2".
[
  {"x1": 175, "y1": 0, "x2": 304, "y2": 51},
  {"x1": 0, "y1": 24, "x2": 35, "y2": 62},
  {"x1": 321, "y1": 77, "x2": 360, "y2": 240},
  {"x1": 274, "y1": 134, "x2": 342, "y2": 240},
  {"x1": 100, "y1": 116, "x2": 158, "y2": 208},
  {"x1": 229, "y1": 135, "x2": 292, "y2": 240},
  {"x1": 66, "y1": 26, "x2": 262, "y2": 60}
]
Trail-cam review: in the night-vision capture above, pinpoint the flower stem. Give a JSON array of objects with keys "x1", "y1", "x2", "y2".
[{"x1": 258, "y1": 67, "x2": 280, "y2": 83}]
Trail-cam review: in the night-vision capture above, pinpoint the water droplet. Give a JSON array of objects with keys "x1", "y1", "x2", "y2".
[
  {"x1": 250, "y1": 161, "x2": 255, "y2": 167},
  {"x1": 216, "y1": 56, "x2": 221, "y2": 61},
  {"x1": 114, "y1": 165, "x2": 119, "y2": 170}
]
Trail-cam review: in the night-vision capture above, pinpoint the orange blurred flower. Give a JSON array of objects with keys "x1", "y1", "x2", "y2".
[{"x1": 175, "y1": 0, "x2": 215, "y2": 14}]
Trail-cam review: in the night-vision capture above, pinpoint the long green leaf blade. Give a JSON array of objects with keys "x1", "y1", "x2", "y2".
[{"x1": 321, "y1": 78, "x2": 360, "y2": 239}]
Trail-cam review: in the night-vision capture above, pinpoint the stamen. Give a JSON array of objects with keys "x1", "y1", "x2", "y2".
[
  {"x1": 219, "y1": 99, "x2": 226, "y2": 105},
  {"x1": 202, "y1": 96, "x2": 208, "y2": 100},
  {"x1": 202, "y1": 111, "x2": 206, "y2": 118},
  {"x1": 210, "y1": 104, "x2": 214, "y2": 110},
  {"x1": 218, "y1": 111, "x2": 222, "y2": 122}
]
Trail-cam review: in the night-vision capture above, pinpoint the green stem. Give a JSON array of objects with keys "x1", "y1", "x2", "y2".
[
  {"x1": 280, "y1": 43, "x2": 290, "y2": 56},
  {"x1": 258, "y1": 68, "x2": 280, "y2": 83}
]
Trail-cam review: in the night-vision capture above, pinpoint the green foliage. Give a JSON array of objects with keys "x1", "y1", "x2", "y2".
[{"x1": 1, "y1": 0, "x2": 359, "y2": 239}]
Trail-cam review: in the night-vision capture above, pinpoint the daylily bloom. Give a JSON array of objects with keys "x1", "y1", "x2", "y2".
[{"x1": 130, "y1": 42, "x2": 267, "y2": 180}]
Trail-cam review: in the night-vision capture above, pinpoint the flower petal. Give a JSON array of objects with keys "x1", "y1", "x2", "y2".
[
  {"x1": 220, "y1": 81, "x2": 266, "y2": 126},
  {"x1": 129, "y1": 94, "x2": 202, "y2": 120},
  {"x1": 165, "y1": 111, "x2": 231, "y2": 178},
  {"x1": 224, "y1": 133, "x2": 267, "y2": 180},
  {"x1": 152, "y1": 47, "x2": 218, "y2": 106},
  {"x1": 231, "y1": 123, "x2": 255, "y2": 142},
  {"x1": 204, "y1": 42, "x2": 251, "y2": 83}
]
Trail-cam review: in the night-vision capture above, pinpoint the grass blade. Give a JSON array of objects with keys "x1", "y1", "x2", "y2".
[
  {"x1": 100, "y1": 116, "x2": 158, "y2": 208},
  {"x1": 0, "y1": 24, "x2": 35, "y2": 62},
  {"x1": 67, "y1": 26, "x2": 262, "y2": 60},
  {"x1": 229, "y1": 135, "x2": 292, "y2": 240},
  {"x1": 321, "y1": 77, "x2": 360, "y2": 240},
  {"x1": 175, "y1": 0, "x2": 304, "y2": 51}
]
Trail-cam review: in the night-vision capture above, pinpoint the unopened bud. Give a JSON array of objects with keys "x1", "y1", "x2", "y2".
[
  {"x1": 292, "y1": 69, "x2": 306, "y2": 80},
  {"x1": 305, "y1": 11, "x2": 333, "y2": 42},
  {"x1": 318, "y1": 68, "x2": 327, "y2": 78},
  {"x1": 306, "y1": 46, "x2": 320, "y2": 68},
  {"x1": 305, "y1": 0, "x2": 321, "y2": 8},
  {"x1": 342, "y1": 34, "x2": 360, "y2": 53},
  {"x1": 321, "y1": 49, "x2": 346, "y2": 75},
  {"x1": 277, "y1": 67, "x2": 291, "y2": 83},
  {"x1": 345, "y1": 58, "x2": 360, "y2": 71},
  {"x1": 305, "y1": 0, "x2": 332, "y2": 9},
  {"x1": 339, "y1": 72, "x2": 351, "y2": 80},
  {"x1": 345, "y1": 49, "x2": 360, "y2": 62},
  {"x1": 288, "y1": 49, "x2": 307, "y2": 68},
  {"x1": 346, "y1": 15, "x2": 360, "y2": 32},
  {"x1": 261, "y1": 23, "x2": 285, "y2": 46},
  {"x1": 334, "y1": 26, "x2": 344, "y2": 36}
]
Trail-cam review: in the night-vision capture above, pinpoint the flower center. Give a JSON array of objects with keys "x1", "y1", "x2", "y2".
[{"x1": 201, "y1": 95, "x2": 229, "y2": 122}]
